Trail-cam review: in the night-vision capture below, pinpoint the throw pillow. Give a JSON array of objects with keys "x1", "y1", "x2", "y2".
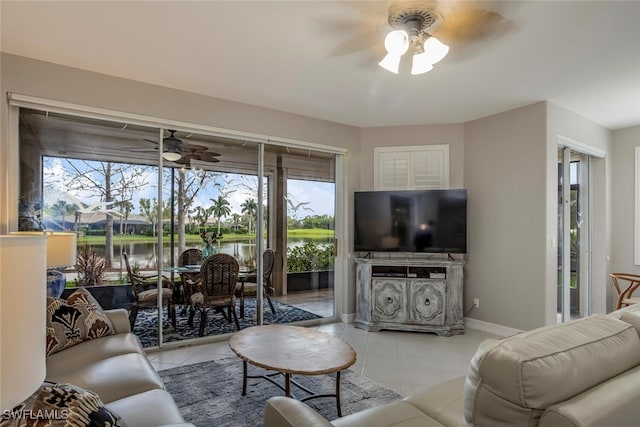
[
  {"x1": 0, "y1": 381, "x2": 127, "y2": 427},
  {"x1": 46, "y1": 287, "x2": 116, "y2": 356}
]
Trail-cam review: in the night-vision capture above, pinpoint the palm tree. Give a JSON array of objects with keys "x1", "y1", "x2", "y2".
[
  {"x1": 241, "y1": 198, "x2": 258, "y2": 234},
  {"x1": 211, "y1": 195, "x2": 231, "y2": 236},
  {"x1": 231, "y1": 213, "x2": 241, "y2": 230}
]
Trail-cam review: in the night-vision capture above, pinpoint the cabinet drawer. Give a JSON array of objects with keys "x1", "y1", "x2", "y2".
[{"x1": 409, "y1": 280, "x2": 446, "y2": 325}]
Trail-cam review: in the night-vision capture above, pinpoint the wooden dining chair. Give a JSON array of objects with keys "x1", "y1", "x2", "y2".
[
  {"x1": 610, "y1": 273, "x2": 640, "y2": 310},
  {"x1": 188, "y1": 253, "x2": 240, "y2": 336},
  {"x1": 177, "y1": 248, "x2": 203, "y2": 304},
  {"x1": 123, "y1": 251, "x2": 175, "y2": 329},
  {"x1": 237, "y1": 249, "x2": 276, "y2": 318}
]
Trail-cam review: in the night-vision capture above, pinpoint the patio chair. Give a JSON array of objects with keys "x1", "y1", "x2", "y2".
[
  {"x1": 188, "y1": 253, "x2": 240, "y2": 336},
  {"x1": 610, "y1": 272, "x2": 640, "y2": 309},
  {"x1": 123, "y1": 251, "x2": 176, "y2": 330},
  {"x1": 177, "y1": 248, "x2": 203, "y2": 305},
  {"x1": 237, "y1": 249, "x2": 276, "y2": 318}
]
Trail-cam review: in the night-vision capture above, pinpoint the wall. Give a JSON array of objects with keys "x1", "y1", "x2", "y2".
[
  {"x1": 0, "y1": 53, "x2": 362, "y2": 316},
  {"x1": 546, "y1": 102, "x2": 612, "y2": 315},
  {"x1": 610, "y1": 126, "x2": 640, "y2": 305},
  {"x1": 463, "y1": 102, "x2": 548, "y2": 331},
  {"x1": 359, "y1": 124, "x2": 465, "y2": 190}
]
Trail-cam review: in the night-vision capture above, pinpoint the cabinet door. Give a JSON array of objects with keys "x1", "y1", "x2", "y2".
[
  {"x1": 409, "y1": 280, "x2": 446, "y2": 325},
  {"x1": 371, "y1": 279, "x2": 406, "y2": 323}
]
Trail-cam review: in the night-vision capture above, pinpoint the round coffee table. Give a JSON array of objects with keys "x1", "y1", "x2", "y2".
[{"x1": 229, "y1": 325, "x2": 356, "y2": 416}]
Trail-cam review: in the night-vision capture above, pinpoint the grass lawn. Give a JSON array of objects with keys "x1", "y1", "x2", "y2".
[{"x1": 77, "y1": 228, "x2": 334, "y2": 245}]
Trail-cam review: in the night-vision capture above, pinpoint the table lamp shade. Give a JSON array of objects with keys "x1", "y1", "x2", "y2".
[
  {"x1": 10, "y1": 231, "x2": 77, "y2": 298},
  {"x1": 11, "y1": 231, "x2": 77, "y2": 268},
  {"x1": 0, "y1": 235, "x2": 47, "y2": 411}
]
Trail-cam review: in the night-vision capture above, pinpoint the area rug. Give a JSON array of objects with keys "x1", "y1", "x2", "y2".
[
  {"x1": 159, "y1": 357, "x2": 402, "y2": 427},
  {"x1": 133, "y1": 300, "x2": 323, "y2": 347}
]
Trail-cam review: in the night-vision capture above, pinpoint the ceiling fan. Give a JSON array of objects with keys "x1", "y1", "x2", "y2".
[
  {"x1": 325, "y1": 0, "x2": 515, "y2": 74},
  {"x1": 141, "y1": 130, "x2": 221, "y2": 164}
]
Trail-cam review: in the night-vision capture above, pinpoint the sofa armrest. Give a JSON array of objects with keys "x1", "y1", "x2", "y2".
[
  {"x1": 264, "y1": 396, "x2": 333, "y2": 427},
  {"x1": 105, "y1": 309, "x2": 131, "y2": 334}
]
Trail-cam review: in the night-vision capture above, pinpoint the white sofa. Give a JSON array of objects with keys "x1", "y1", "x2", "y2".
[
  {"x1": 265, "y1": 306, "x2": 640, "y2": 427},
  {"x1": 45, "y1": 308, "x2": 193, "y2": 427}
]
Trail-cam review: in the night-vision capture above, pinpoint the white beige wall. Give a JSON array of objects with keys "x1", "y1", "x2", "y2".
[
  {"x1": 463, "y1": 103, "x2": 548, "y2": 331},
  {"x1": 359, "y1": 124, "x2": 465, "y2": 190},
  {"x1": 610, "y1": 126, "x2": 640, "y2": 307}
]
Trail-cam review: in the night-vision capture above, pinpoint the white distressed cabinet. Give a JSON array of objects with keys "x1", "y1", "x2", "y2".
[{"x1": 355, "y1": 258, "x2": 464, "y2": 336}]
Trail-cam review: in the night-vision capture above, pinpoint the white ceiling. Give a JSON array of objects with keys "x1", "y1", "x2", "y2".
[{"x1": 2, "y1": 1, "x2": 640, "y2": 130}]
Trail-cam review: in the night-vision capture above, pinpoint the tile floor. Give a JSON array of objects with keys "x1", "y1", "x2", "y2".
[{"x1": 147, "y1": 322, "x2": 498, "y2": 397}]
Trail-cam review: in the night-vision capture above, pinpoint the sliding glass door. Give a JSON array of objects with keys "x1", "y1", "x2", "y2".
[
  {"x1": 557, "y1": 147, "x2": 590, "y2": 322},
  {"x1": 17, "y1": 105, "x2": 341, "y2": 348}
]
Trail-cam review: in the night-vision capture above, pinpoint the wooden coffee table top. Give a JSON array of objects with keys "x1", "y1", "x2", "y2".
[{"x1": 229, "y1": 325, "x2": 356, "y2": 375}]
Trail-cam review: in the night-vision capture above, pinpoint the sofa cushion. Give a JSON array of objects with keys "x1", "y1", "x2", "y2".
[
  {"x1": 47, "y1": 332, "x2": 144, "y2": 375},
  {"x1": 404, "y1": 377, "x2": 464, "y2": 426},
  {"x1": 45, "y1": 352, "x2": 165, "y2": 404},
  {"x1": 620, "y1": 311, "x2": 640, "y2": 337},
  {"x1": 46, "y1": 287, "x2": 116, "y2": 356},
  {"x1": 0, "y1": 381, "x2": 127, "y2": 427},
  {"x1": 105, "y1": 389, "x2": 187, "y2": 427},
  {"x1": 539, "y1": 364, "x2": 640, "y2": 427},
  {"x1": 464, "y1": 315, "x2": 640, "y2": 426},
  {"x1": 332, "y1": 400, "x2": 445, "y2": 427}
]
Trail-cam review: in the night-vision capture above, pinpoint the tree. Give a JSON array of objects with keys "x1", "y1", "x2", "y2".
[
  {"x1": 231, "y1": 213, "x2": 241, "y2": 229},
  {"x1": 241, "y1": 198, "x2": 258, "y2": 234},
  {"x1": 211, "y1": 195, "x2": 231, "y2": 235},
  {"x1": 139, "y1": 198, "x2": 159, "y2": 236},
  {"x1": 50, "y1": 200, "x2": 78, "y2": 230},
  {"x1": 56, "y1": 159, "x2": 150, "y2": 268},
  {"x1": 193, "y1": 205, "x2": 213, "y2": 232}
]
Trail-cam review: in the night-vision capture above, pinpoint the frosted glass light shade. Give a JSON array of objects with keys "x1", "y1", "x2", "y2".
[
  {"x1": 162, "y1": 151, "x2": 182, "y2": 162},
  {"x1": 411, "y1": 52, "x2": 435, "y2": 75},
  {"x1": 384, "y1": 30, "x2": 409, "y2": 55},
  {"x1": 379, "y1": 53, "x2": 403, "y2": 74},
  {"x1": 423, "y1": 36, "x2": 449, "y2": 65},
  {"x1": 0, "y1": 235, "x2": 47, "y2": 411}
]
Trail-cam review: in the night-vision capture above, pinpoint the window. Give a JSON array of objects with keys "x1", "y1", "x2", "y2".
[{"x1": 374, "y1": 145, "x2": 449, "y2": 190}]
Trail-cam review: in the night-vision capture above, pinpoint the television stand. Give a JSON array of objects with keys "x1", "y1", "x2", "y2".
[{"x1": 354, "y1": 258, "x2": 464, "y2": 336}]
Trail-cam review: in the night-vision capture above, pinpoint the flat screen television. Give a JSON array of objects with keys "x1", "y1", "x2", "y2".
[{"x1": 354, "y1": 189, "x2": 467, "y2": 254}]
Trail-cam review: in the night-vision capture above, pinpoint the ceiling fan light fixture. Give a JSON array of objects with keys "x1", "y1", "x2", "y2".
[
  {"x1": 423, "y1": 36, "x2": 449, "y2": 65},
  {"x1": 379, "y1": 53, "x2": 403, "y2": 74},
  {"x1": 383, "y1": 30, "x2": 409, "y2": 55},
  {"x1": 411, "y1": 52, "x2": 434, "y2": 75},
  {"x1": 162, "y1": 147, "x2": 182, "y2": 162}
]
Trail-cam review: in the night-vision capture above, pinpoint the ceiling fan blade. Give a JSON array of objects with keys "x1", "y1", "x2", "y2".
[
  {"x1": 142, "y1": 138, "x2": 160, "y2": 145},
  {"x1": 431, "y1": 7, "x2": 515, "y2": 45},
  {"x1": 179, "y1": 143, "x2": 208, "y2": 152},
  {"x1": 198, "y1": 153, "x2": 221, "y2": 163}
]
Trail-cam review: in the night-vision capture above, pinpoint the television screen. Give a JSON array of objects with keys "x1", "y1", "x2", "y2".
[{"x1": 354, "y1": 189, "x2": 467, "y2": 253}]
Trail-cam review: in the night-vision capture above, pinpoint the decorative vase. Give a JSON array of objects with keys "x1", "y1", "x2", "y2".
[{"x1": 47, "y1": 269, "x2": 66, "y2": 298}]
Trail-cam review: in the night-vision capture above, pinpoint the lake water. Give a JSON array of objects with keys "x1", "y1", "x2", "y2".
[{"x1": 87, "y1": 237, "x2": 333, "y2": 270}]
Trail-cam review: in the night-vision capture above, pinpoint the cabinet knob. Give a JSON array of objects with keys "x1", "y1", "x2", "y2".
[
  {"x1": 387, "y1": 297, "x2": 393, "y2": 304},
  {"x1": 424, "y1": 299, "x2": 431, "y2": 306}
]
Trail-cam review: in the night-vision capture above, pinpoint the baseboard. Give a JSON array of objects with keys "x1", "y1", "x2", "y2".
[
  {"x1": 341, "y1": 313, "x2": 356, "y2": 324},
  {"x1": 464, "y1": 317, "x2": 522, "y2": 337}
]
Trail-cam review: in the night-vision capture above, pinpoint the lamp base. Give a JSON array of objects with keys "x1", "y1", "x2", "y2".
[{"x1": 47, "y1": 269, "x2": 66, "y2": 299}]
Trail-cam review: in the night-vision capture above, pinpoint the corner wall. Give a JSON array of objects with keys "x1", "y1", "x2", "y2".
[{"x1": 464, "y1": 102, "x2": 548, "y2": 331}]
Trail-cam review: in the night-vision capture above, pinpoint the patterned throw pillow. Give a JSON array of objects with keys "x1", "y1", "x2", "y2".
[
  {"x1": 46, "y1": 288, "x2": 116, "y2": 356},
  {"x1": 0, "y1": 381, "x2": 127, "y2": 427}
]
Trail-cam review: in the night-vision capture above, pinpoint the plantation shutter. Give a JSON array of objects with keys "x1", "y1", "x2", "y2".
[{"x1": 374, "y1": 145, "x2": 449, "y2": 190}]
